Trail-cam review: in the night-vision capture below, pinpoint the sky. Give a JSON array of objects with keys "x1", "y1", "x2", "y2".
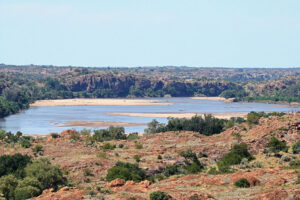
[{"x1": 0, "y1": 0, "x2": 300, "y2": 68}]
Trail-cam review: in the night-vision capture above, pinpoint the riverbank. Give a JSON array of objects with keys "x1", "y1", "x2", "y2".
[
  {"x1": 30, "y1": 98, "x2": 173, "y2": 106},
  {"x1": 106, "y1": 112, "x2": 247, "y2": 119}
]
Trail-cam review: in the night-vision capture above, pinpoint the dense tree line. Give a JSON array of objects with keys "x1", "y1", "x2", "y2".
[
  {"x1": 145, "y1": 115, "x2": 245, "y2": 136},
  {"x1": 0, "y1": 65, "x2": 299, "y2": 118}
]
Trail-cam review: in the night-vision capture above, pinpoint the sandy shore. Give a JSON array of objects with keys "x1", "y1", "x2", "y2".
[
  {"x1": 106, "y1": 112, "x2": 247, "y2": 119},
  {"x1": 55, "y1": 121, "x2": 146, "y2": 127},
  {"x1": 30, "y1": 98, "x2": 173, "y2": 106},
  {"x1": 191, "y1": 97, "x2": 235, "y2": 102}
]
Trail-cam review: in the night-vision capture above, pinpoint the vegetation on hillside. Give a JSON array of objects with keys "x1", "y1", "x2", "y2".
[{"x1": 0, "y1": 65, "x2": 299, "y2": 118}]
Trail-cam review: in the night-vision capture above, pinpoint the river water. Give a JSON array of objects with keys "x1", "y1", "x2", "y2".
[{"x1": 0, "y1": 98, "x2": 299, "y2": 134}]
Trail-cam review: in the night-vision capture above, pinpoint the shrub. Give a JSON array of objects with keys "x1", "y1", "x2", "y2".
[
  {"x1": 198, "y1": 152, "x2": 208, "y2": 158},
  {"x1": 163, "y1": 165, "x2": 180, "y2": 177},
  {"x1": 267, "y1": 137, "x2": 288, "y2": 153},
  {"x1": 150, "y1": 191, "x2": 170, "y2": 200},
  {"x1": 32, "y1": 144, "x2": 44, "y2": 156},
  {"x1": 93, "y1": 126, "x2": 126, "y2": 141},
  {"x1": 0, "y1": 175, "x2": 18, "y2": 200},
  {"x1": 51, "y1": 133, "x2": 59, "y2": 138},
  {"x1": 220, "y1": 143, "x2": 253, "y2": 166},
  {"x1": 96, "y1": 152, "x2": 107, "y2": 158},
  {"x1": 292, "y1": 140, "x2": 300, "y2": 154},
  {"x1": 80, "y1": 129, "x2": 91, "y2": 136},
  {"x1": 118, "y1": 143, "x2": 124, "y2": 148},
  {"x1": 127, "y1": 132, "x2": 140, "y2": 140},
  {"x1": 157, "y1": 155, "x2": 162, "y2": 160},
  {"x1": 15, "y1": 186, "x2": 40, "y2": 200},
  {"x1": 297, "y1": 174, "x2": 300, "y2": 184},
  {"x1": 102, "y1": 143, "x2": 115, "y2": 150},
  {"x1": 83, "y1": 168, "x2": 93, "y2": 176},
  {"x1": 234, "y1": 178, "x2": 250, "y2": 188},
  {"x1": 25, "y1": 158, "x2": 66, "y2": 190},
  {"x1": 70, "y1": 132, "x2": 81, "y2": 141},
  {"x1": 0, "y1": 153, "x2": 32, "y2": 178},
  {"x1": 106, "y1": 162, "x2": 146, "y2": 182},
  {"x1": 179, "y1": 149, "x2": 204, "y2": 174},
  {"x1": 133, "y1": 155, "x2": 141, "y2": 163},
  {"x1": 135, "y1": 143, "x2": 143, "y2": 149}
]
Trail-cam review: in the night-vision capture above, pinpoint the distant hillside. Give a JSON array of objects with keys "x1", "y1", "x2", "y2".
[{"x1": 0, "y1": 64, "x2": 299, "y2": 118}]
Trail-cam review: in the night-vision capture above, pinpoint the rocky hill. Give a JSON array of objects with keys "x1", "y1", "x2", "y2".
[{"x1": 1, "y1": 113, "x2": 300, "y2": 199}]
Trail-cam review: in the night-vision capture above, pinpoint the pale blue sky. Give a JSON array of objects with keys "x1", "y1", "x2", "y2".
[{"x1": 1, "y1": 0, "x2": 300, "y2": 67}]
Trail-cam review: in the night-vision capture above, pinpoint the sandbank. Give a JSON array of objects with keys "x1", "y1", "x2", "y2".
[
  {"x1": 191, "y1": 97, "x2": 235, "y2": 102},
  {"x1": 106, "y1": 112, "x2": 246, "y2": 119},
  {"x1": 30, "y1": 98, "x2": 173, "y2": 106},
  {"x1": 55, "y1": 121, "x2": 146, "y2": 127}
]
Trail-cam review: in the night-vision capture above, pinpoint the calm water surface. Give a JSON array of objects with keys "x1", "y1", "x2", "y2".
[{"x1": 0, "y1": 98, "x2": 299, "y2": 134}]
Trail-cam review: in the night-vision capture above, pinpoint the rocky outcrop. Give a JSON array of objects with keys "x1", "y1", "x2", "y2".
[{"x1": 29, "y1": 187, "x2": 87, "y2": 200}]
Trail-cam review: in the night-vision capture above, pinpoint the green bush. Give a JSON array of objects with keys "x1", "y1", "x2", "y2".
[
  {"x1": 234, "y1": 178, "x2": 250, "y2": 188},
  {"x1": 83, "y1": 168, "x2": 93, "y2": 176},
  {"x1": 118, "y1": 143, "x2": 124, "y2": 148},
  {"x1": 93, "y1": 126, "x2": 126, "y2": 141},
  {"x1": 32, "y1": 144, "x2": 44, "y2": 156},
  {"x1": 157, "y1": 155, "x2": 162, "y2": 160},
  {"x1": 150, "y1": 191, "x2": 170, "y2": 200},
  {"x1": 51, "y1": 133, "x2": 59, "y2": 138},
  {"x1": 102, "y1": 143, "x2": 115, "y2": 150},
  {"x1": 162, "y1": 165, "x2": 180, "y2": 177},
  {"x1": 145, "y1": 114, "x2": 244, "y2": 136},
  {"x1": 220, "y1": 143, "x2": 253, "y2": 166},
  {"x1": 127, "y1": 132, "x2": 140, "y2": 140},
  {"x1": 135, "y1": 143, "x2": 143, "y2": 149},
  {"x1": 179, "y1": 149, "x2": 204, "y2": 174},
  {"x1": 106, "y1": 162, "x2": 146, "y2": 182},
  {"x1": 267, "y1": 137, "x2": 288, "y2": 153},
  {"x1": 15, "y1": 186, "x2": 40, "y2": 200},
  {"x1": 292, "y1": 140, "x2": 300, "y2": 154},
  {"x1": 25, "y1": 158, "x2": 66, "y2": 190},
  {"x1": 133, "y1": 155, "x2": 141, "y2": 163},
  {"x1": 0, "y1": 154, "x2": 32, "y2": 178},
  {"x1": 0, "y1": 175, "x2": 18, "y2": 200}
]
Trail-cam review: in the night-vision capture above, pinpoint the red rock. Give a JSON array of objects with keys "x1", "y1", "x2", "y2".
[{"x1": 108, "y1": 178, "x2": 125, "y2": 187}]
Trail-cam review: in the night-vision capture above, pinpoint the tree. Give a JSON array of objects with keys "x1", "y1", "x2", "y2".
[
  {"x1": 0, "y1": 175, "x2": 18, "y2": 200},
  {"x1": 25, "y1": 158, "x2": 66, "y2": 190}
]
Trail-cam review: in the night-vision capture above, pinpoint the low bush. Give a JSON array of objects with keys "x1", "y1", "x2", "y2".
[
  {"x1": 83, "y1": 168, "x2": 93, "y2": 176},
  {"x1": 93, "y1": 126, "x2": 126, "y2": 141},
  {"x1": 234, "y1": 178, "x2": 250, "y2": 188},
  {"x1": 133, "y1": 155, "x2": 141, "y2": 163},
  {"x1": 51, "y1": 133, "x2": 59, "y2": 138},
  {"x1": 216, "y1": 143, "x2": 253, "y2": 173},
  {"x1": 135, "y1": 143, "x2": 143, "y2": 149},
  {"x1": 267, "y1": 137, "x2": 288, "y2": 153},
  {"x1": 32, "y1": 144, "x2": 44, "y2": 156},
  {"x1": 102, "y1": 143, "x2": 115, "y2": 150},
  {"x1": 150, "y1": 191, "x2": 170, "y2": 200},
  {"x1": 106, "y1": 162, "x2": 146, "y2": 182},
  {"x1": 292, "y1": 140, "x2": 300, "y2": 154},
  {"x1": 0, "y1": 130, "x2": 34, "y2": 148}
]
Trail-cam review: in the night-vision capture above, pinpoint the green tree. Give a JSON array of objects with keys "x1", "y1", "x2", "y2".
[
  {"x1": 0, "y1": 175, "x2": 18, "y2": 200},
  {"x1": 25, "y1": 158, "x2": 66, "y2": 190}
]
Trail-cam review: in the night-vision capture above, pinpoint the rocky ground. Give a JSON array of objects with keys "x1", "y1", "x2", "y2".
[{"x1": 2, "y1": 113, "x2": 300, "y2": 200}]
